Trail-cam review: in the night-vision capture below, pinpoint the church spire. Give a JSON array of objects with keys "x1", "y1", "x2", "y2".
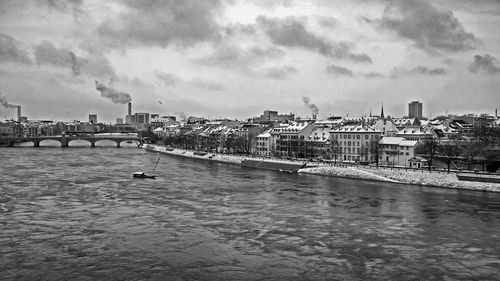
[{"x1": 381, "y1": 102, "x2": 385, "y2": 120}]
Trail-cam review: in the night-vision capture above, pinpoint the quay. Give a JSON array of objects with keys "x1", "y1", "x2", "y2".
[{"x1": 144, "y1": 144, "x2": 500, "y2": 193}]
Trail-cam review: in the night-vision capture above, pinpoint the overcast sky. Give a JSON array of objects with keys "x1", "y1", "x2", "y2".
[{"x1": 1, "y1": 0, "x2": 499, "y2": 123}]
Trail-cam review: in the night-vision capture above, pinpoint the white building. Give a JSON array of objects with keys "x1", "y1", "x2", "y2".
[
  {"x1": 255, "y1": 131, "x2": 271, "y2": 156},
  {"x1": 379, "y1": 137, "x2": 418, "y2": 166},
  {"x1": 330, "y1": 125, "x2": 382, "y2": 163}
]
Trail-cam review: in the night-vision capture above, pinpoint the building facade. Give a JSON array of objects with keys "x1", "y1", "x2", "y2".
[
  {"x1": 378, "y1": 137, "x2": 417, "y2": 166},
  {"x1": 330, "y1": 125, "x2": 382, "y2": 163}
]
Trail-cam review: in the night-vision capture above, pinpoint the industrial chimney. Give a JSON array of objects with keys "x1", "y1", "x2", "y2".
[
  {"x1": 312, "y1": 113, "x2": 317, "y2": 120},
  {"x1": 17, "y1": 105, "x2": 21, "y2": 122},
  {"x1": 128, "y1": 102, "x2": 132, "y2": 116}
]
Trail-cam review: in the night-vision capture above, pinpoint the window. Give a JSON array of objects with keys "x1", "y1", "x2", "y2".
[
  {"x1": 348, "y1": 135, "x2": 351, "y2": 139},
  {"x1": 357, "y1": 135, "x2": 360, "y2": 139},
  {"x1": 365, "y1": 135, "x2": 369, "y2": 140},
  {"x1": 406, "y1": 152, "x2": 409, "y2": 156}
]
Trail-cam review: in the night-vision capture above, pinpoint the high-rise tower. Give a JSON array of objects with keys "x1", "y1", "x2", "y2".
[{"x1": 408, "y1": 100, "x2": 423, "y2": 119}]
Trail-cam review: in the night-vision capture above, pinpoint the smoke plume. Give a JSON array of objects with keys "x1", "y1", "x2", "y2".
[
  {"x1": 0, "y1": 93, "x2": 19, "y2": 108},
  {"x1": 302, "y1": 96, "x2": 319, "y2": 116},
  {"x1": 95, "y1": 81, "x2": 132, "y2": 104}
]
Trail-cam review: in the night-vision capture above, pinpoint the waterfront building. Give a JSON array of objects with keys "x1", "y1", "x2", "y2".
[
  {"x1": 378, "y1": 137, "x2": 417, "y2": 166},
  {"x1": 305, "y1": 126, "x2": 331, "y2": 159},
  {"x1": 278, "y1": 122, "x2": 315, "y2": 158},
  {"x1": 408, "y1": 100, "x2": 423, "y2": 119},
  {"x1": 116, "y1": 118, "x2": 123, "y2": 125},
  {"x1": 330, "y1": 125, "x2": 381, "y2": 163},
  {"x1": 255, "y1": 131, "x2": 272, "y2": 157}
]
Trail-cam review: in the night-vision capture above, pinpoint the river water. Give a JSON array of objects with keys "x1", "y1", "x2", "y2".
[{"x1": 1, "y1": 141, "x2": 500, "y2": 280}]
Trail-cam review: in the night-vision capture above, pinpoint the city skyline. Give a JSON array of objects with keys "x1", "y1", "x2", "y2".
[{"x1": 1, "y1": 0, "x2": 500, "y2": 123}]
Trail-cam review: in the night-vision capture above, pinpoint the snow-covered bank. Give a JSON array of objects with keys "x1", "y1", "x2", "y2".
[
  {"x1": 299, "y1": 166, "x2": 500, "y2": 192},
  {"x1": 144, "y1": 144, "x2": 500, "y2": 192}
]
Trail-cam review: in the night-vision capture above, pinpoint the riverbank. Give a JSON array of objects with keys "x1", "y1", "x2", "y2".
[{"x1": 144, "y1": 144, "x2": 500, "y2": 193}]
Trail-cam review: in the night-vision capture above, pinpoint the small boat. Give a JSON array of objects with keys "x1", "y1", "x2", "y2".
[{"x1": 133, "y1": 171, "x2": 156, "y2": 179}]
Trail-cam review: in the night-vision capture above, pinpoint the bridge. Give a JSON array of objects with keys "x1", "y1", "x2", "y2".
[{"x1": 0, "y1": 134, "x2": 142, "y2": 148}]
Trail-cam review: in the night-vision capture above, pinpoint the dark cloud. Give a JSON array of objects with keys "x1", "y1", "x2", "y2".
[
  {"x1": 382, "y1": 0, "x2": 478, "y2": 53},
  {"x1": 197, "y1": 44, "x2": 286, "y2": 68},
  {"x1": 34, "y1": 40, "x2": 116, "y2": 78},
  {"x1": 35, "y1": 40, "x2": 74, "y2": 67},
  {"x1": 0, "y1": 33, "x2": 31, "y2": 64},
  {"x1": 317, "y1": 16, "x2": 337, "y2": 29},
  {"x1": 156, "y1": 71, "x2": 182, "y2": 86},
  {"x1": 190, "y1": 78, "x2": 225, "y2": 91},
  {"x1": 391, "y1": 66, "x2": 447, "y2": 78},
  {"x1": 98, "y1": 0, "x2": 222, "y2": 48},
  {"x1": 468, "y1": 54, "x2": 500, "y2": 74},
  {"x1": 262, "y1": 65, "x2": 298, "y2": 79},
  {"x1": 95, "y1": 80, "x2": 132, "y2": 104},
  {"x1": 257, "y1": 16, "x2": 372, "y2": 63},
  {"x1": 364, "y1": 72, "x2": 385, "y2": 78},
  {"x1": 326, "y1": 64, "x2": 354, "y2": 77},
  {"x1": 0, "y1": 0, "x2": 84, "y2": 19}
]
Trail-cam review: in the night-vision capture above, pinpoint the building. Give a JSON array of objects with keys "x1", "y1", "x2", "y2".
[
  {"x1": 305, "y1": 126, "x2": 331, "y2": 159},
  {"x1": 134, "y1": 113, "x2": 150, "y2": 124},
  {"x1": 379, "y1": 137, "x2": 418, "y2": 166},
  {"x1": 408, "y1": 101, "x2": 423, "y2": 119},
  {"x1": 252, "y1": 110, "x2": 295, "y2": 123},
  {"x1": 396, "y1": 127, "x2": 434, "y2": 143},
  {"x1": 89, "y1": 114, "x2": 97, "y2": 124},
  {"x1": 278, "y1": 122, "x2": 315, "y2": 158},
  {"x1": 116, "y1": 118, "x2": 123, "y2": 124},
  {"x1": 255, "y1": 131, "x2": 272, "y2": 157},
  {"x1": 330, "y1": 125, "x2": 381, "y2": 163}
]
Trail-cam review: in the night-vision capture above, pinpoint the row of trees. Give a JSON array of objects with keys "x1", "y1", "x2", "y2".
[{"x1": 421, "y1": 138, "x2": 499, "y2": 173}]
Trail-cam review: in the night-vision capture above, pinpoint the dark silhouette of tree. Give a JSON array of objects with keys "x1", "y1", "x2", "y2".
[
  {"x1": 437, "y1": 141, "x2": 461, "y2": 173},
  {"x1": 421, "y1": 138, "x2": 439, "y2": 171}
]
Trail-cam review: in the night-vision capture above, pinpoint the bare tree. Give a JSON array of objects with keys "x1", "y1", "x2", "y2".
[
  {"x1": 437, "y1": 140, "x2": 461, "y2": 173},
  {"x1": 422, "y1": 138, "x2": 439, "y2": 171}
]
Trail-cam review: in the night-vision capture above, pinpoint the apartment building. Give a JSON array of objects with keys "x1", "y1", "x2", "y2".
[{"x1": 330, "y1": 125, "x2": 382, "y2": 162}]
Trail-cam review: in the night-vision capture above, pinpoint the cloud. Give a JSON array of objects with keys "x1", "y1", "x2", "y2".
[
  {"x1": 364, "y1": 72, "x2": 385, "y2": 78},
  {"x1": 390, "y1": 66, "x2": 447, "y2": 78},
  {"x1": 190, "y1": 77, "x2": 225, "y2": 91},
  {"x1": 34, "y1": 40, "x2": 116, "y2": 78},
  {"x1": 197, "y1": 44, "x2": 286, "y2": 69},
  {"x1": 97, "y1": 0, "x2": 222, "y2": 48},
  {"x1": 317, "y1": 16, "x2": 337, "y2": 29},
  {"x1": 382, "y1": 0, "x2": 478, "y2": 53},
  {"x1": 156, "y1": 71, "x2": 182, "y2": 86},
  {"x1": 0, "y1": 33, "x2": 32, "y2": 64},
  {"x1": 262, "y1": 65, "x2": 298, "y2": 79},
  {"x1": 35, "y1": 40, "x2": 74, "y2": 67},
  {"x1": 257, "y1": 16, "x2": 372, "y2": 63},
  {"x1": 326, "y1": 64, "x2": 354, "y2": 77},
  {"x1": 468, "y1": 54, "x2": 500, "y2": 74}
]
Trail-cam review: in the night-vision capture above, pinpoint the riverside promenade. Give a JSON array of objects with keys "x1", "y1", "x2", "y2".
[{"x1": 144, "y1": 144, "x2": 500, "y2": 193}]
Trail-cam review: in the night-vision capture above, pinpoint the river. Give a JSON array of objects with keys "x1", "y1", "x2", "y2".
[{"x1": 1, "y1": 141, "x2": 500, "y2": 280}]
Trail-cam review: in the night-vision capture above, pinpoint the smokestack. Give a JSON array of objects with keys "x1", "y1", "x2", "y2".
[
  {"x1": 17, "y1": 105, "x2": 21, "y2": 122},
  {"x1": 312, "y1": 113, "x2": 317, "y2": 120},
  {"x1": 128, "y1": 102, "x2": 132, "y2": 116}
]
